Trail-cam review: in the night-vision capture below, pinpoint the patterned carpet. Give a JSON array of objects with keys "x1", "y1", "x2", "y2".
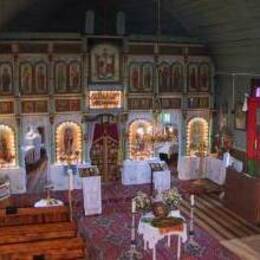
[{"x1": 1, "y1": 180, "x2": 259, "y2": 260}]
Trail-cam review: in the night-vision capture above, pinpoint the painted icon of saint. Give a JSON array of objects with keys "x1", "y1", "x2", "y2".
[
  {"x1": 64, "y1": 127, "x2": 74, "y2": 156},
  {"x1": 69, "y1": 63, "x2": 80, "y2": 91},
  {"x1": 0, "y1": 65, "x2": 12, "y2": 93},
  {"x1": 130, "y1": 64, "x2": 139, "y2": 91},
  {"x1": 55, "y1": 63, "x2": 66, "y2": 92},
  {"x1": 189, "y1": 65, "x2": 199, "y2": 91},
  {"x1": 35, "y1": 64, "x2": 47, "y2": 93},
  {"x1": 21, "y1": 64, "x2": 32, "y2": 94},
  {"x1": 172, "y1": 65, "x2": 182, "y2": 91},
  {"x1": 199, "y1": 64, "x2": 210, "y2": 91},
  {"x1": 142, "y1": 64, "x2": 153, "y2": 91}
]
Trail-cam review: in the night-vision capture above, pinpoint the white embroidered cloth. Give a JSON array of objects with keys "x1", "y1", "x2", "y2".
[{"x1": 82, "y1": 176, "x2": 102, "y2": 216}]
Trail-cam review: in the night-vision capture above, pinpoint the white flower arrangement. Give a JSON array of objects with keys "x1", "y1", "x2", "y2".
[
  {"x1": 134, "y1": 191, "x2": 151, "y2": 212},
  {"x1": 162, "y1": 187, "x2": 182, "y2": 207}
]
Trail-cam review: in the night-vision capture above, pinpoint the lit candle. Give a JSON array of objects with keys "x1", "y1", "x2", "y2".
[
  {"x1": 132, "y1": 199, "x2": 136, "y2": 213},
  {"x1": 191, "y1": 194, "x2": 195, "y2": 206},
  {"x1": 68, "y1": 169, "x2": 74, "y2": 191}
]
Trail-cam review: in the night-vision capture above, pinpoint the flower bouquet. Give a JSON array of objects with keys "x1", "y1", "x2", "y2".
[
  {"x1": 134, "y1": 191, "x2": 151, "y2": 213},
  {"x1": 162, "y1": 187, "x2": 182, "y2": 209}
]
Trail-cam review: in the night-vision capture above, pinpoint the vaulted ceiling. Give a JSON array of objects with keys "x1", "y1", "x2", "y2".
[{"x1": 1, "y1": 0, "x2": 260, "y2": 73}]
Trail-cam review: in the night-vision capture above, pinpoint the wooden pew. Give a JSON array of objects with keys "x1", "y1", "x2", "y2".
[
  {"x1": 0, "y1": 206, "x2": 86, "y2": 259},
  {"x1": 0, "y1": 237, "x2": 85, "y2": 260},
  {"x1": 0, "y1": 222, "x2": 77, "y2": 245},
  {"x1": 0, "y1": 206, "x2": 70, "y2": 227}
]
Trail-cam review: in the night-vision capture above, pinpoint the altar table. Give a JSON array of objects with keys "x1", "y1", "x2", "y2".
[
  {"x1": 138, "y1": 210, "x2": 187, "y2": 260},
  {"x1": 49, "y1": 162, "x2": 91, "y2": 190},
  {"x1": 177, "y1": 156, "x2": 226, "y2": 185},
  {"x1": 121, "y1": 158, "x2": 171, "y2": 191}
]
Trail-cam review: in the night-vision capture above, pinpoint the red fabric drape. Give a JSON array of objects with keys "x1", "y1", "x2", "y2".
[
  {"x1": 93, "y1": 123, "x2": 119, "y2": 142},
  {"x1": 247, "y1": 97, "x2": 260, "y2": 159}
]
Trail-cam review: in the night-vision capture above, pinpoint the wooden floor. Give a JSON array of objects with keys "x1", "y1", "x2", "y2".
[{"x1": 180, "y1": 192, "x2": 260, "y2": 259}]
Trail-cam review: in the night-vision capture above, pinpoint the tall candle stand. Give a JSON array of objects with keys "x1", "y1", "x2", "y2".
[
  {"x1": 122, "y1": 199, "x2": 142, "y2": 259},
  {"x1": 185, "y1": 194, "x2": 202, "y2": 255},
  {"x1": 68, "y1": 169, "x2": 74, "y2": 222}
]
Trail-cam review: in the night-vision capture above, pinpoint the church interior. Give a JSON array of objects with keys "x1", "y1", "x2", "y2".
[{"x1": 0, "y1": 0, "x2": 260, "y2": 259}]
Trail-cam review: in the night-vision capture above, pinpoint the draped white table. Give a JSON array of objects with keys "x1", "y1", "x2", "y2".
[
  {"x1": 82, "y1": 175, "x2": 102, "y2": 216},
  {"x1": 121, "y1": 158, "x2": 171, "y2": 191},
  {"x1": 177, "y1": 156, "x2": 227, "y2": 185},
  {"x1": 138, "y1": 210, "x2": 187, "y2": 260}
]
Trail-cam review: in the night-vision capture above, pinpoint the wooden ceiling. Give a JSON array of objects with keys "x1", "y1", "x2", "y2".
[{"x1": 0, "y1": 0, "x2": 260, "y2": 72}]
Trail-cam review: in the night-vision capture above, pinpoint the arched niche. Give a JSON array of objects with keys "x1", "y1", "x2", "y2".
[
  {"x1": 187, "y1": 117, "x2": 209, "y2": 156},
  {"x1": 129, "y1": 119, "x2": 153, "y2": 160},
  {"x1": 55, "y1": 121, "x2": 82, "y2": 164},
  {"x1": 0, "y1": 124, "x2": 16, "y2": 167}
]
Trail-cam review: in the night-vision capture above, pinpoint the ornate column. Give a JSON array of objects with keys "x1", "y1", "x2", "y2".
[
  {"x1": 49, "y1": 114, "x2": 55, "y2": 164},
  {"x1": 48, "y1": 45, "x2": 54, "y2": 161},
  {"x1": 181, "y1": 47, "x2": 189, "y2": 156}
]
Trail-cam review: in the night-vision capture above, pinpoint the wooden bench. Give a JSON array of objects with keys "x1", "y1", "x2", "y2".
[
  {"x1": 0, "y1": 237, "x2": 85, "y2": 260},
  {"x1": 0, "y1": 206, "x2": 70, "y2": 227},
  {"x1": 0, "y1": 206, "x2": 86, "y2": 259},
  {"x1": 0, "y1": 222, "x2": 77, "y2": 245}
]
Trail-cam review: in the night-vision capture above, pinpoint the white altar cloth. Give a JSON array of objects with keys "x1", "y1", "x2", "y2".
[
  {"x1": 177, "y1": 156, "x2": 227, "y2": 185},
  {"x1": 121, "y1": 158, "x2": 170, "y2": 190},
  {"x1": 138, "y1": 210, "x2": 187, "y2": 260},
  {"x1": 82, "y1": 175, "x2": 102, "y2": 216},
  {"x1": 50, "y1": 162, "x2": 91, "y2": 190}
]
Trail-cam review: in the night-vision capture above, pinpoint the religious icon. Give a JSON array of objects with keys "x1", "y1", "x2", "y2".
[
  {"x1": 142, "y1": 63, "x2": 153, "y2": 91},
  {"x1": 159, "y1": 63, "x2": 170, "y2": 92},
  {"x1": 69, "y1": 62, "x2": 81, "y2": 92},
  {"x1": 55, "y1": 62, "x2": 67, "y2": 93},
  {"x1": 64, "y1": 127, "x2": 74, "y2": 156},
  {"x1": 199, "y1": 63, "x2": 211, "y2": 91},
  {"x1": 171, "y1": 63, "x2": 183, "y2": 92},
  {"x1": 0, "y1": 63, "x2": 12, "y2": 94},
  {"x1": 0, "y1": 125, "x2": 15, "y2": 166},
  {"x1": 20, "y1": 63, "x2": 33, "y2": 94},
  {"x1": 91, "y1": 44, "x2": 119, "y2": 82},
  {"x1": 95, "y1": 48, "x2": 114, "y2": 80},
  {"x1": 35, "y1": 63, "x2": 47, "y2": 93},
  {"x1": 129, "y1": 63, "x2": 140, "y2": 91},
  {"x1": 234, "y1": 102, "x2": 246, "y2": 130},
  {"x1": 188, "y1": 63, "x2": 199, "y2": 92}
]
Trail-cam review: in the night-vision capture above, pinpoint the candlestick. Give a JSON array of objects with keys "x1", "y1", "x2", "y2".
[
  {"x1": 191, "y1": 194, "x2": 195, "y2": 206},
  {"x1": 132, "y1": 199, "x2": 136, "y2": 214},
  {"x1": 68, "y1": 169, "x2": 74, "y2": 191}
]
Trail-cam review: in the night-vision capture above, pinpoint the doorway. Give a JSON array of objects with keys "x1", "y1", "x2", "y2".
[{"x1": 90, "y1": 118, "x2": 119, "y2": 182}]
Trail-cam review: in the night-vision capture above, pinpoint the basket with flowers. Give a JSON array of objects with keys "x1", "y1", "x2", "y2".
[
  {"x1": 162, "y1": 187, "x2": 182, "y2": 209},
  {"x1": 134, "y1": 191, "x2": 151, "y2": 212}
]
